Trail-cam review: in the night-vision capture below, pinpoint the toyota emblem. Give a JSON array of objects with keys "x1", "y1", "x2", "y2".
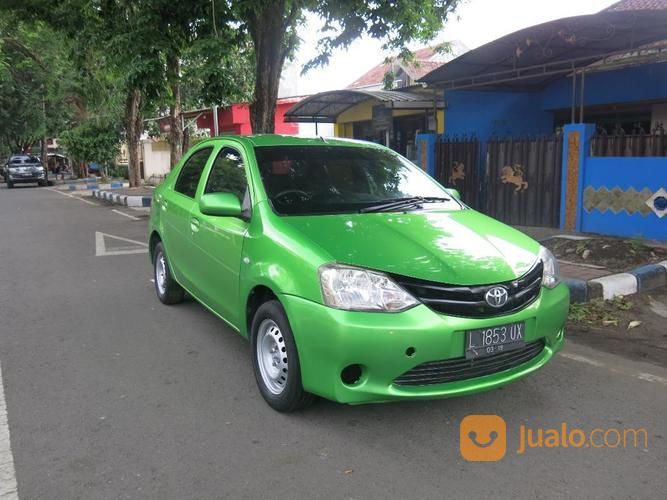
[{"x1": 485, "y1": 286, "x2": 508, "y2": 307}]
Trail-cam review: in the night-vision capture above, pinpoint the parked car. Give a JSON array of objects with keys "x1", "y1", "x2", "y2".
[
  {"x1": 147, "y1": 136, "x2": 569, "y2": 412},
  {"x1": 4, "y1": 155, "x2": 47, "y2": 188}
]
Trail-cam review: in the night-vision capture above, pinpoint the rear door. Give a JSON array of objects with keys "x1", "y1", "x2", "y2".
[
  {"x1": 188, "y1": 145, "x2": 250, "y2": 327},
  {"x1": 161, "y1": 146, "x2": 215, "y2": 289}
]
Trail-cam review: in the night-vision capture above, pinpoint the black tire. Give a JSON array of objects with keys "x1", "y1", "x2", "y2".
[
  {"x1": 6, "y1": 181, "x2": 13, "y2": 189},
  {"x1": 38, "y1": 180, "x2": 46, "y2": 187},
  {"x1": 153, "y1": 242, "x2": 185, "y2": 305},
  {"x1": 250, "y1": 300, "x2": 314, "y2": 412}
]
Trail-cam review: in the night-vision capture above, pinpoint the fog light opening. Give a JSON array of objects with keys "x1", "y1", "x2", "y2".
[
  {"x1": 341, "y1": 364, "x2": 363, "y2": 385},
  {"x1": 405, "y1": 347, "x2": 416, "y2": 357}
]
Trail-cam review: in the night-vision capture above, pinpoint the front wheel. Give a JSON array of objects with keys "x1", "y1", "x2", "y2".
[
  {"x1": 251, "y1": 300, "x2": 313, "y2": 412},
  {"x1": 153, "y1": 242, "x2": 184, "y2": 305}
]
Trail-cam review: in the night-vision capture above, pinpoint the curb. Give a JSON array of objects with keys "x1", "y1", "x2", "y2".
[
  {"x1": 92, "y1": 189, "x2": 151, "y2": 208},
  {"x1": 64, "y1": 181, "x2": 127, "y2": 191},
  {"x1": 564, "y1": 261, "x2": 667, "y2": 303}
]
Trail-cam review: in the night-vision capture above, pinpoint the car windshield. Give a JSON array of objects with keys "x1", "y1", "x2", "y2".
[
  {"x1": 9, "y1": 156, "x2": 39, "y2": 165},
  {"x1": 254, "y1": 145, "x2": 461, "y2": 216}
]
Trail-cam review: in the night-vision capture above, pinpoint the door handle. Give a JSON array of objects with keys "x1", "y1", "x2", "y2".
[{"x1": 190, "y1": 217, "x2": 200, "y2": 232}]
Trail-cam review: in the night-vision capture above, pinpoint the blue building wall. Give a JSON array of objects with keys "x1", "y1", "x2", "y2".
[
  {"x1": 444, "y1": 90, "x2": 554, "y2": 139},
  {"x1": 443, "y1": 63, "x2": 667, "y2": 138},
  {"x1": 541, "y1": 63, "x2": 667, "y2": 110},
  {"x1": 580, "y1": 156, "x2": 667, "y2": 240}
]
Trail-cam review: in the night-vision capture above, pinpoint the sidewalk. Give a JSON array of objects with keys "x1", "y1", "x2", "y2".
[
  {"x1": 92, "y1": 186, "x2": 153, "y2": 207},
  {"x1": 515, "y1": 225, "x2": 667, "y2": 302}
]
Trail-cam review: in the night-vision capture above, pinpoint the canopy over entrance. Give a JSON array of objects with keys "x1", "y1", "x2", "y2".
[
  {"x1": 419, "y1": 10, "x2": 667, "y2": 90},
  {"x1": 284, "y1": 89, "x2": 443, "y2": 123}
]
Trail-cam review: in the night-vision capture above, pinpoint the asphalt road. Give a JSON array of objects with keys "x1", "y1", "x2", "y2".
[{"x1": 0, "y1": 185, "x2": 665, "y2": 500}]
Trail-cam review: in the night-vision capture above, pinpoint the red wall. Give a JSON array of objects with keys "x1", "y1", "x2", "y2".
[{"x1": 191, "y1": 100, "x2": 300, "y2": 136}]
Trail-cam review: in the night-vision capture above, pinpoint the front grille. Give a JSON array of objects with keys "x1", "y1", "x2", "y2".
[
  {"x1": 394, "y1": 340, "x2": 545, "y2": 386},
  {"x1": 392, "y1": 261, "x2": 543, "y2": 318}
]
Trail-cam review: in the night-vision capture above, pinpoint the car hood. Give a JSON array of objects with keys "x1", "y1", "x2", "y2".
[{"x1": 280, "y1": 209, "x2": 541, "y2": 285}]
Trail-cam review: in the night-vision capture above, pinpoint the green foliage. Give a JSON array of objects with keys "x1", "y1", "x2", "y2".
[
  {"x1": 382, "y1": 69, "x2": 396, "y2": 90},
  {"x1": 568, "y1": 296, "x2": 634, "y2": 326},
  {"x1": 0, "y1": 15, "x2": 72, "y2": 152},
  {"x1": 59, "y1": 119, "x2": 121, "y2": 167},
  {"x1": 302, "y1": 0, "x2": 461, "y2": 72}
]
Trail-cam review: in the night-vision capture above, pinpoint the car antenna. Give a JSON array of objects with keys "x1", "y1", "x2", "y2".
[{"x1": 319, "y1": 136, "x2": 327, "y2": 143}]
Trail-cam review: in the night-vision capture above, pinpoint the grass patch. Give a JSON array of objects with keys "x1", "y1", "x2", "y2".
[{"x1": 568, "y1": 296, "x2": 634, "y2": 326}]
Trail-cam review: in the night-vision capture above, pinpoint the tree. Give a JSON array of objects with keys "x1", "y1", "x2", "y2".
[
  {"x1": 0, "y1": 15, "x2": 72, "y2": 159},
  {"x1": 231, "y1": 0, "x2": 462, "y2": 133},
  {"x1": 59, "y1": 119, "x2": 122, "y2": 175}
]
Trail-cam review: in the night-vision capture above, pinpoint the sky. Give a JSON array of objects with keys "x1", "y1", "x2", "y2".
[{"x1": 289, "y1": 0, "x2": 619, "y2": 96}]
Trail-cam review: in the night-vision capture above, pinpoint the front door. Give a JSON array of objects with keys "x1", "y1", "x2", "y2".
[
  {"x1": 188, "y1": 145, "x2": 250, "y2": 328},
  {"x1": 162, "y1": 146, "x2": 215, "y2": 288}
]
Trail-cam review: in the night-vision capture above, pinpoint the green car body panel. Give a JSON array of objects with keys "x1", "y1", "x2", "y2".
[{"x1": 149, "y1": 135, "x2": 569, "y2": 404}]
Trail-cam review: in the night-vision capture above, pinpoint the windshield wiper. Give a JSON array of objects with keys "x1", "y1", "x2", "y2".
[{"x1": 359, "y1": 196, "x2": 450, "y2": 213}]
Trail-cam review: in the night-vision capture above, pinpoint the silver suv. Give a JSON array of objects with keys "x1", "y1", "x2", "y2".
[{"x1": 4, "y1": 155, "x2": 46, "y2": 188}]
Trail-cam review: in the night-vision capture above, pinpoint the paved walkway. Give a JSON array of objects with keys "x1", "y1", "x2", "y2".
[{"x1": 108, "y1": 187, "x2": 154, "y2": 197}]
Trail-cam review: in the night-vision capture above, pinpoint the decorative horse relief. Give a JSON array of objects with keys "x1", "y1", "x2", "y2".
[
  {"x1": 500, "y1": 164, "x2": 528, "y2": 192},
  {"x1": 448, "y1": 161, "x2": 465, "y2": 184}
]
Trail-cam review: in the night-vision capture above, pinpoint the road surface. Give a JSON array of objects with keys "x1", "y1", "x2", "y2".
[{"x1": 0, "y1": 185, "x2": 665, "y2": 499}]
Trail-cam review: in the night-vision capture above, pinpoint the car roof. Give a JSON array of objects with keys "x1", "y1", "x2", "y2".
[
  {"x1": 196, "y1": 134, "x2": 385, "y2": 149},
  {"x1": 9, "y1": 155, "x2": 38, "y2": 160}
]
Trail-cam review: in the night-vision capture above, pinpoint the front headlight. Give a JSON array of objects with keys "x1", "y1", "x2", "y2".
[
  {"x1": 319, "y1": 264, "x2": 418, "y2": 312},
  {"x1": 538, "y1": 246, "x2": 560, "y2": 289}
]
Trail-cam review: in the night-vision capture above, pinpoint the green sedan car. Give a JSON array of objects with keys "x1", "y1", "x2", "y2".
[{"x1": 148, "y1": 135, "x2": 569, "y2": 412}]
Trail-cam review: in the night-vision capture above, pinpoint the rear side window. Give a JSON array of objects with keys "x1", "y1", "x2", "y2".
[
  {"x1": 174, "y1": 147, "x2": 213, "y2": 198},
  {"x1": 204, "y1": 147, "x2": 248, "y2": 200}
]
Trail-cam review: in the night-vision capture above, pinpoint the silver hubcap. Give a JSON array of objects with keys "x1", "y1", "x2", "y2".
[
  {"x1": 156, "y1": 253, "x2": 167, "y2": 296},
  {"x1": 256, "y1": 319, "x2": 288, "y2": 395}
]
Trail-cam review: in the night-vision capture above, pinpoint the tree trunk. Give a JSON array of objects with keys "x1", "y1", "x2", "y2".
[
  {"x1": 248, "y1": 1, "x2": 291, "y2": 134},
  {"x1": 167, "y1": 53, "x2": 183, "y2": 168},
  {"x1": 41, "y1": 95, "x2": 49, "y2": 183},
  {"x1": 182, "y1": 124, "x2": 190, "y2": 155},
  {"x1": 125, "y1": 89, "x2": 143, "y2": 187}
]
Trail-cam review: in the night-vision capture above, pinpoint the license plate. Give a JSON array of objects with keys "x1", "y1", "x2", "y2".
[{"x1": 465, "y1": 321, "x2": 525, "y2": 359}]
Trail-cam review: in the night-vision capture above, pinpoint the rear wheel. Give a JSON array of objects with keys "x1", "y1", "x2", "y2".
[
  {"x1": 153, "y1": 242, "x2": 184, "y2": 305},
  {"x1": 251, "y1": 300, "x2": 313, "y2": 412}
]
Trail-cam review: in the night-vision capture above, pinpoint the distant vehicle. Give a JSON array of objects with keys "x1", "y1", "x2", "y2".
[{"x1": 4, "y1": 155, "x2": 47, "y2": 188}]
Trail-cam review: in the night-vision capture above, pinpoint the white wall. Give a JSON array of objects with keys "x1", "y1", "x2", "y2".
[
  {"x1": 297, "y1": 122, "x2": 335, "y2": 137},
  {"x1": 141, "y1": 140, "x2": 171, "y2": 179}
]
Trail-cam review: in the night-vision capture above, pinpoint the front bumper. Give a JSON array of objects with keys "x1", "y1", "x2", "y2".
[
  {"x1": 280, "y1": 283, "x2": 569, "y2": 404},
  {"x1": 9, "y1": 174, "x2": 44, "y2": 184}
]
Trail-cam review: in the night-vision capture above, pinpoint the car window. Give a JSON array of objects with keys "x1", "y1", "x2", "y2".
[
  {"x1": 204, "y1": 147, "x2": 248, "y2": 200},
  {"x1": 174, "y1": 147, "x2": 213, "y2": 198},
  {"x1": 254, "y1": 145, "x2": 461, "y2": 215}
]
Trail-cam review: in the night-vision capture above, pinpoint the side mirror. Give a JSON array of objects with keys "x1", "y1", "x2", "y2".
[
  {"x1": 199, "y1": 192, "x2": 242, "y2": 217},
  {"x1": 447, "y1": 188, "x2": 461, "y2": 200}
]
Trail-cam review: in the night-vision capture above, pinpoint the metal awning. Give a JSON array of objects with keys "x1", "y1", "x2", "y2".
[
  {"x1": 284, "y1": 89, "x2": 443, "y2": 123},
  {"x1": 419, "y1": 10, "x2": 667, "y2": 90}
]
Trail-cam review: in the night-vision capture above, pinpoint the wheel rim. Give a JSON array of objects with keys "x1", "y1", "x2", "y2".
[
  {"x1": 256, "y1": 319, "x2": 288, "y2": 395},
  {"x1": 155, "y1": 252, "x2": 167, "y2": 296}
]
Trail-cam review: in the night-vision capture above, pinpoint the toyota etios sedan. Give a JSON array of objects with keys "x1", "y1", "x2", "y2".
[{"x1": 148, "y1": 136, "x2": 569, "y2": 412}]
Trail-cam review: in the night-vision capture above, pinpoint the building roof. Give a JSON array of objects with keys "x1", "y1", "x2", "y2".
[
  {"x1": 419, "y1": 9, "x2": 667, "y2": 90},
  {"x1": 284, "y1": 89, "x2": 442, "y2": 123},
  {"x1": 604, "y1": 0, "x2": 667, "y2": 11},
  {"x1": 346, "y1": 46, "x2": 452, "y2": 90}
]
